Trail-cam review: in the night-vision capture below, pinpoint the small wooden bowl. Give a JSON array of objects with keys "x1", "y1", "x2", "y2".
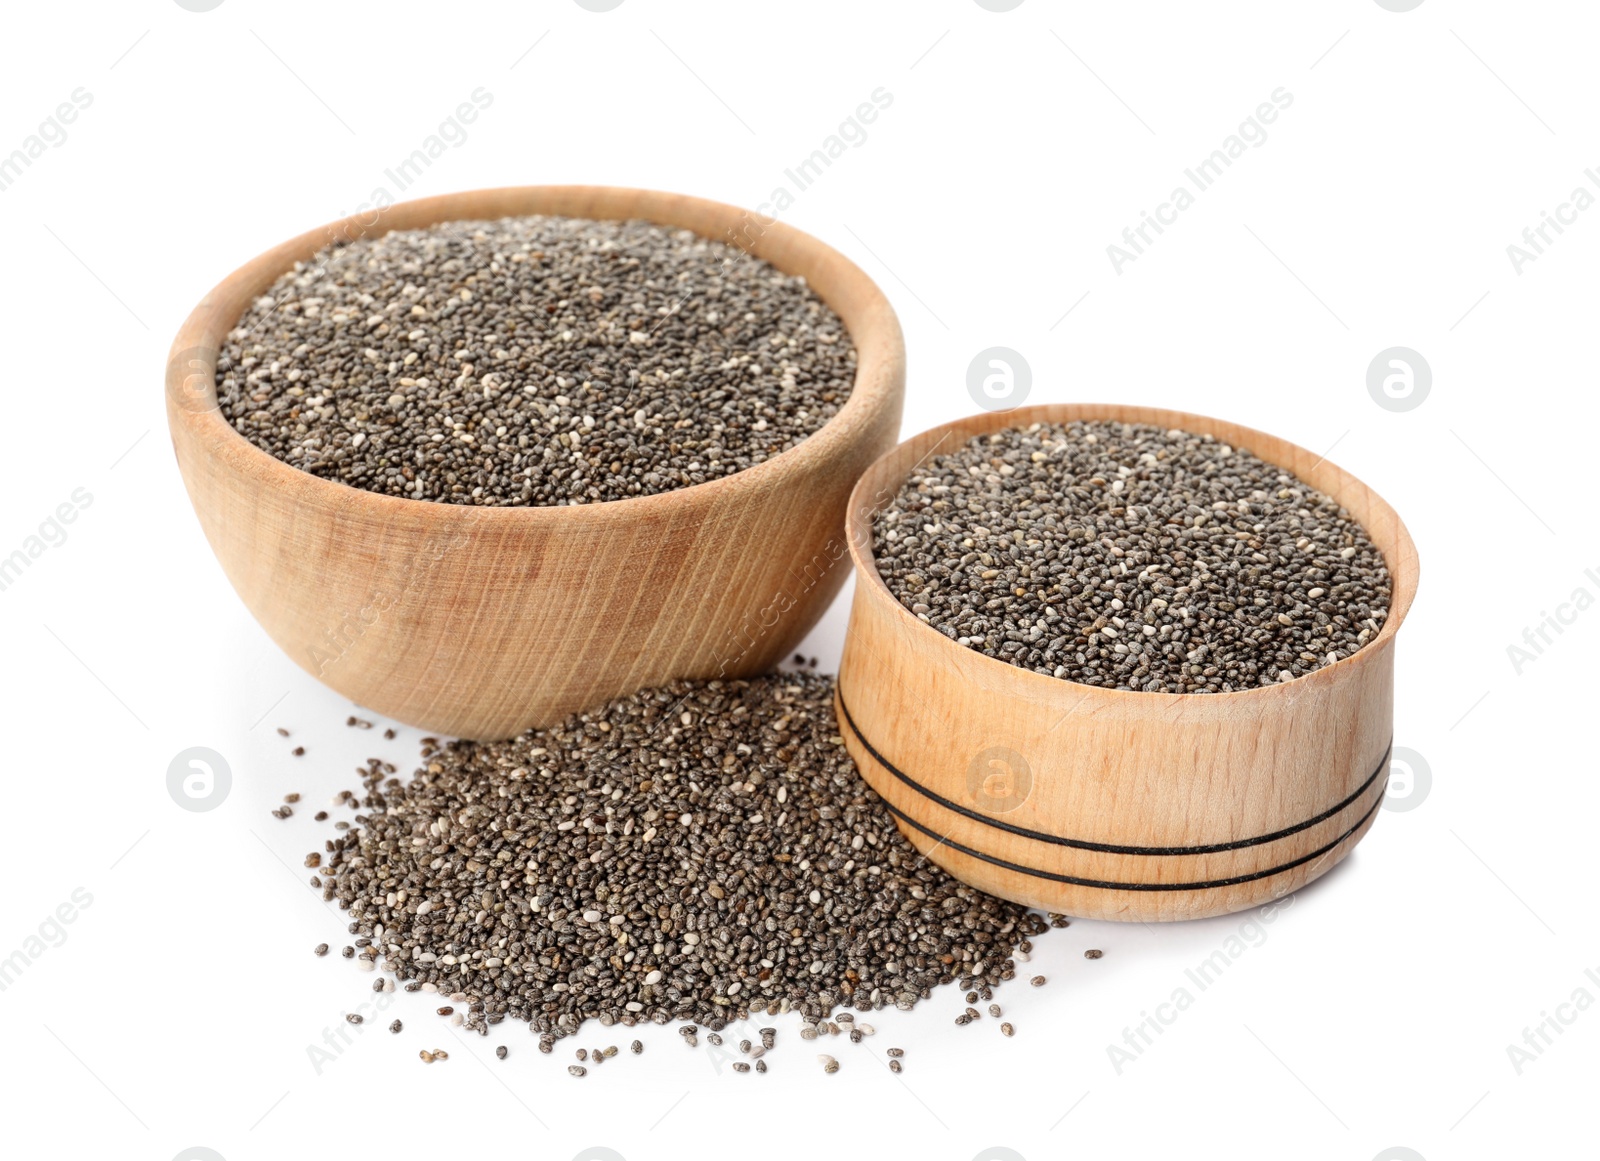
[
  {"x1": 837, "y1": 404, "x2": 1418, "y2": 922},
  {"x1": 167, "y1": 186, "x2": 904, "y2": 739}
]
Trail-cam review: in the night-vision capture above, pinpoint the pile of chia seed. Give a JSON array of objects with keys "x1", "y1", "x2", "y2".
[
  {"x1": 309, "y1": 674, "x2": 1047, "y2": 1049},
  {"x1": 873, "y1": 420, "x2": 1391, "y2": 693},
  {"x1": 217, "y1": 215, "x2": 857, "y2": 506}
]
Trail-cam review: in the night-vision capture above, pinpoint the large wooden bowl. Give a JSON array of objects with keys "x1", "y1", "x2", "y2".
[
  {"x1": 837, "y1": 404, "x2": 1418, "y2": 922},
  {"x1": 167, "y1": 186, "x2": 904, "y2": 739}
]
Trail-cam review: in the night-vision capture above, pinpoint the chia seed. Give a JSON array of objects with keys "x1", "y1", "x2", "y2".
[
  {"x1": 874, "y1": 420, "x2": 1391, "y2": 692},
  {"x1": 218, "y1": 215, "x2": 857, "y2": 507},
  {"x1": 310, "y1": 674, "x2": 1046, "y2": 1043}
]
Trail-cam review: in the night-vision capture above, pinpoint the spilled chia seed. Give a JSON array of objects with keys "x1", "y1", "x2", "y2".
[{"x1": 306, "y1": 674, "x2": 1059, "y2": 1064}]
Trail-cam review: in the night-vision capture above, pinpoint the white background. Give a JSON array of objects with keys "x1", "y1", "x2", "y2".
[{"x1": 0, "y1": 2, "x2": 1594, "y2": 1159}]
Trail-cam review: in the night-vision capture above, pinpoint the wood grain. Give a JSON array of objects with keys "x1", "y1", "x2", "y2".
[
  {"x1": 167, "y1": 186, "x2": 905, "y2": 739},
  {"x1": 836, "y1": 404, "x2": 1419, "y2": 922}
]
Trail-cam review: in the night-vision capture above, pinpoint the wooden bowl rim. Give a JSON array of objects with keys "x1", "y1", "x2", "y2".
[
  {"x1": 166, "y1": 185, "x2": 905, "y2": 529},
  {"x1": 844, "y1": 402, "x2": 1419, "y2": 706}
]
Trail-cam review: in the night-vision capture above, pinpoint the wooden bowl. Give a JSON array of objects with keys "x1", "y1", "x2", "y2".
[
  {"x1": 167, "y1": 186, "x2": 904, "y2": 739},
  {"x1": 836, "y1": 404, "x2": 1418, "y2": 922}
]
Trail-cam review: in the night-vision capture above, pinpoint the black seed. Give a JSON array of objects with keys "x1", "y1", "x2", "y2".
[
  {"x1": 218, "y1": 216, "x2": 858, "y2": 508},
  {"x1": 874, "y1": 420, "x2": 1391, "y2": 694},
  {"x1": 301, "y1": 675, "x2": 1051, "y2": 1053}
]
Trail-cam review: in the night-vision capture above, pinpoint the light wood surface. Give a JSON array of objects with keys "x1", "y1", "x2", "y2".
[
  {"x1": 167, "y1": 186, "x2": 905, "y2": 739},
  {"x1": 837, "y1": 404, "x2": 1419, "y2": 922}
]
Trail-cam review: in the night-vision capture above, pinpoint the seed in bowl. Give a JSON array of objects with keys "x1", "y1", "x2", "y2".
[
  {"x1": 872, "y1": 420, "x2": 1391, "y2": 693},
  {"x1": 216, "y1": 215, "x2": 857, "y2": 506}
]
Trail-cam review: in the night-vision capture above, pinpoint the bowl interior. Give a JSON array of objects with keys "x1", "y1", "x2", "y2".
[
  {"x1": 845, "y1": 402, "x2": 1419, "y2": 701},
  {"x1": 167, "y1": 185, "x2": 906, "y2": 524}
]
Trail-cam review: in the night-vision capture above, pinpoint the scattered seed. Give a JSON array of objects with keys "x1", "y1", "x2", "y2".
[
  {"x1": 308, "y1": 675, "x2": 1047, "y2": 1046},
  {"x1": 313, "y1": 943, "x2": 328, "y2": 957},
  {"x1": 1001, "y1": 1022, "x2": 1014, "y2": 1037},
  {"x1": 1084, "y1": 949, "x2": 1104, "y2": 960},
  {"x1": 496, "y1": 1045, "x2": 507, "y2": 1060},
  {"x1": 568, "y1": 1065, "x2": 587, "y2": 1078}
]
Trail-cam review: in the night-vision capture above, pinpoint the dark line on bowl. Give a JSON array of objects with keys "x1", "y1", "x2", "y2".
[
  {"x1": 837, "y1": 686, "x2": 1390, "y2": 856},
  {"x1": 880, "y1": 793, "x2": 1383, "y2": 893}
]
